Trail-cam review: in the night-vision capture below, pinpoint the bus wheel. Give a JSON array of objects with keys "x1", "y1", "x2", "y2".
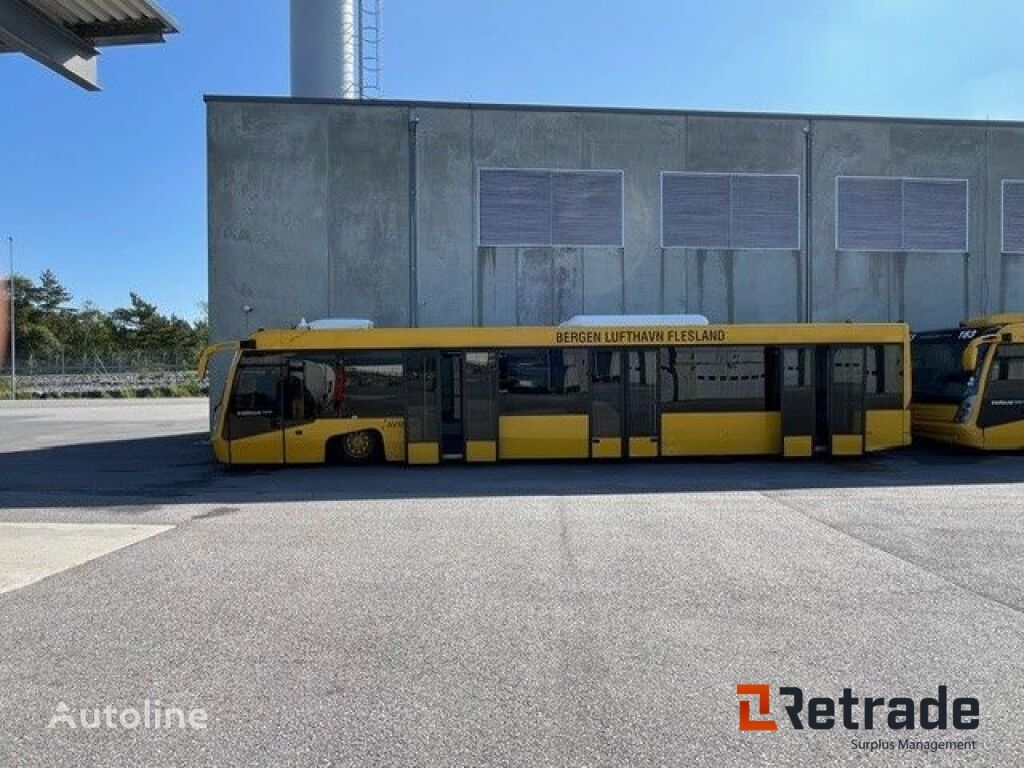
[{"x1": 340, "y1": 430, "x2": 379, "y2": 463}]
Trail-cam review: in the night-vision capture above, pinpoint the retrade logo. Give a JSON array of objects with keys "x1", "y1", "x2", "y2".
[
  {"x1": 736, "y1": 684, "x2": 778, "y2": 731},
  {"x1": 736, "y1": 684, "x2": 979, "y2": 732}
]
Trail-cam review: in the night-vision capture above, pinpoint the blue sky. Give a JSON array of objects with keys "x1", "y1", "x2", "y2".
[{"x1": 3, "y1": 0, "x2": 1024, "y2": 320}]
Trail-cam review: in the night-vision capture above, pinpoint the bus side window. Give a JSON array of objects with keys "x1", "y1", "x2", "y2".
[
  {"x1": 497, "y1": 349, "x2": 589, "y2": 415},
  {"x1": 340, "y1": 352, "x2": 405, "y2": 418},
  {"x1": 865, "y1": 344, "x2": 903, "y2": 409},
  {"x1": 658, "y1": 346, "x2": 766, "y2": 412},
  {"x1": 987, "y1": 345, "x2": 1024, "y2": 393},
  {"x1": 285, "y1": 369, "x2": 318, "y2": 423}
]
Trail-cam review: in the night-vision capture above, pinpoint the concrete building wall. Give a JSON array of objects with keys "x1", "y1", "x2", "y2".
[{"x1": 207, "y1": 96, "x2": 1024, "y2": 399}]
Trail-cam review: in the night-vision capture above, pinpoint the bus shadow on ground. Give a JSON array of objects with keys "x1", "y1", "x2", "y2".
[{"x1": 0, "y1": 432, "x2": 1021, "y2": 509}]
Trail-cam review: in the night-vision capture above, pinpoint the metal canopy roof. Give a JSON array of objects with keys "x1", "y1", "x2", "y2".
[{"x1": 0, "y1": 0, "x2": 178, "y2": 90}]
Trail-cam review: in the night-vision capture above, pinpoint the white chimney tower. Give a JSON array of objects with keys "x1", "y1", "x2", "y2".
[{"x1": 290, "y1": 0, "x2": 361, "y2": 98}]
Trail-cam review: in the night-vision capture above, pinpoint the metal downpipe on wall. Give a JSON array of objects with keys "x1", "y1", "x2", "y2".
[
  {"x1": 803, "y1": 122, "x2": 813, "y2": 323},
  {"x1": 408, "y1": 113, "x2": 419, "y2": 326}
]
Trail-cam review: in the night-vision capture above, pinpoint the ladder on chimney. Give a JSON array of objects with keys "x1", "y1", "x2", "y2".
[{"x1": 360, "y1": 0, "x2": 382, "y2": 98}]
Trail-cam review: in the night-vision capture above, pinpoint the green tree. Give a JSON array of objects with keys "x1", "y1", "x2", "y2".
[
  {"x1": 12, "y1": 274, "x2": 63, "y2": 359},
  {"x1": 192, "y1": 301, "x2": 210, "y2": 350},
  {"x1": 65, "y1": 301, "x2": 117, "y2": 363},
  {"x1": 11, "y1": 270, "x2": 209, "y2": 370},
  {"x1": 110, "y1": 292, "x2": 166, "y2": 350},
  {"x1": 37, "y1": 269, "x2": 72, "y2": 313}
]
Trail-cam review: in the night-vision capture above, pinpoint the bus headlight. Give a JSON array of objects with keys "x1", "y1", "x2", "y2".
[{"x1": 955, "y1": 397, "x2": 975, "y2": 424}]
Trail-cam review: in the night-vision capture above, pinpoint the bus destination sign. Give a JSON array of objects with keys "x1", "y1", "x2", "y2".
[{"x1": 553, "y1": 327, "x2": 728, "y2": 345}]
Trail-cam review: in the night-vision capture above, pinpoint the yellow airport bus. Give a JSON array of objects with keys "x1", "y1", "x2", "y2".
[
  {"x1": 198, "y1": 316, "x2": 910, "y2": 466},
  {"x1": 911, "y1": 313, "x2": 1024, "y2": 450}
]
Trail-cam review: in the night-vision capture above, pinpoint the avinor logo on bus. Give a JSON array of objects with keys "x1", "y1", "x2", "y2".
[{"x1": 736, "y1": 684, "x2": 980, "y2": 732}]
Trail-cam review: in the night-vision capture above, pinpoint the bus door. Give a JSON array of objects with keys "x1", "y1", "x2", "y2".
[
  {"x1": 463, "y1": 351, "x2": 499, "y2": 462},
  {"x1": 440, "y1": 352, "x2": 464, "y2": 460},
  {"x1": 590, "y1": 349, "x2": 624, "y2": 458},
  {"x1": 625, "y1": 349, "x2": 660, "y2": 457},
  {"x1": 828, "y1": 346, "x2": 866, "y2": 456},
  {"x1": 404, "y1": 350, "x2": 441, "y2": 464},
  {"x1": 978, "y1": 343, "x2": 1024, "y2": 448},
  {"x1": 780, "y1": 347, "x2": 816, "y2": 457},
  {"x1": 282, "y1": 356, "x2": 332, "y2": 464},
  {"x1": 226, "y1": 357, "x2": 286, "y2": 465}
]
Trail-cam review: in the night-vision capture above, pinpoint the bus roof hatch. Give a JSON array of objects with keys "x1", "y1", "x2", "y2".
[{"x1": 560, "y1": 314, "x2": 710, "y2": 327}]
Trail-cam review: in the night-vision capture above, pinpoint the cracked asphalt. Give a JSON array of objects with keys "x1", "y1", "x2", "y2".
[{"x1": 0, "y1": 399, "x2": 1022, "y2": 767}]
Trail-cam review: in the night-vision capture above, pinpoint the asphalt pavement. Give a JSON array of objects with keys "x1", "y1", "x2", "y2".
[{"x1": 0, "y1": 399, "x2": 1022, "y2": 767}]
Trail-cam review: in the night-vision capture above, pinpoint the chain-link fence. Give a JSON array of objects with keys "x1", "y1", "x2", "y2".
[
  {"x1": 0, "y1": 351, "x2": 199, "y2": 376},
  {"x1": 0, "y1": 353, "x2": 206, "y2": 398}
]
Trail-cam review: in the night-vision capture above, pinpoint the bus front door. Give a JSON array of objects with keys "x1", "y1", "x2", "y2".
[
  {"x1": 590, "y1": 349, "x2": 624, "y2": 458},
  {"x1": 780, "y1": 347, "x2": 816, "y2": 457},
  {"x1": 226, "y1": 360, "x2": 286, "y2": 465},
  {"x1": 405, "y1": 350, "x2": 441, "y2": 464},
  {"x1": 625, "y1": 349, "x2": 660, "y2": 458},
  {"x1": 828, "y1": 346, "x2": 866, "y2": 456}
]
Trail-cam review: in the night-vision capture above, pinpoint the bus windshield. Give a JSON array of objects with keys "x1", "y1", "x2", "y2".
[{"x1": 911, "y1": 331, "x2": 984, "y2": 404}]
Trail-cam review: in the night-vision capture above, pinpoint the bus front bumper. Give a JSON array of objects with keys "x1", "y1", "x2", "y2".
[
  {"x1": 211, "y1": 435, "x2": 231, "y2": 464},
  {"x1": 911, "y1": 419, "x2": 984, "y2": 449}
]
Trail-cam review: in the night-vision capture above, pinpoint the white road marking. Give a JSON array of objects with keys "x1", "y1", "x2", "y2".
[{"x1": 0, "y1": 522, "x2": 174, "y2": 595}]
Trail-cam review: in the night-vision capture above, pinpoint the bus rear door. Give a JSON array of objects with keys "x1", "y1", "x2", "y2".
[
  {"x1": 626, "y1": 349, "x2": 660, "y2": 457},
  {"x1": 828, "y1": 346, "x2": 866, "y2": 456},
  {"x1": 589, "y1": 349, "x2": 623, "y2": 458},
  {"x1": 463, "y1": 351, "x2": 499, "y2": 462},
  {"x1": 589, "y1": 349, "x2": 659, "y2": 459},
  {"x1": 405, "y1": 350, "x2": 441, "y2": 464},
  {"x1": 780, "y1": 347, "x2": 816, "y2": 457}
]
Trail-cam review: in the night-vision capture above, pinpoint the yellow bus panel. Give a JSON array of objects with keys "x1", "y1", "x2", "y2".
[
  {"x1": 407, "y1": 442, "x2": 440, "y2": 465},
  {"x1": 628, "y1": 436, "x2": 659, "y2": 458},
  {"x1": 865, "y1": 410, "x2": 908, "y2": 453},
  {"x1": 380, "y1": 422, "x2": 407, "y2": 462},
  {"x1": 499, "y1": 415, "x2": 589, "y2": 459},
  {"x1": 661, "y1": 412, "x2": 782, "y2": 456},
  {"x1": 831, "y1": 434, "x2": 863, "y2": 456},
  {"x1": 591, "y1": 437, "x2": 622, "y2": 459},
  {"x1": 229, "y1": 432, "x2": 282, "y2": 464},
  {"x1": 983, "y1": 423, "x2": 1024, "y2": 450},
  {"x1": 783, "y1": 435, "x2": 813, "y2": 458},
  {"x1": 284, "y1": 424, "x2": 327, "y2": 463},
  {"x1": 465, "y1": 440, "x2": 497, "y2": 463}
]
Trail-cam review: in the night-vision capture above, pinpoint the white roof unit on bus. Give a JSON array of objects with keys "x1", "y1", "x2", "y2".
[
  {"x1": 297, "y1": 318, "x2": 374, "y2": 330},
  {"x1": 560, "y1": 314, "x2": 709, "y2": 327}
]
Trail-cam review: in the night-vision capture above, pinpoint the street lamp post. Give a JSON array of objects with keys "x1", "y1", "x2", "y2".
[{"x1": 7, "y1": 236, "x2": 13, "y2": 401}]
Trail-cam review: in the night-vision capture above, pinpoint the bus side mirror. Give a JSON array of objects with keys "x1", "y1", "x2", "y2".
[
  {"x1": 961, "y1": 346, "x2": 979, "y2": 372},
  {"x1": 197, "y1": 340, "x2": 241, "y2": 379}
]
